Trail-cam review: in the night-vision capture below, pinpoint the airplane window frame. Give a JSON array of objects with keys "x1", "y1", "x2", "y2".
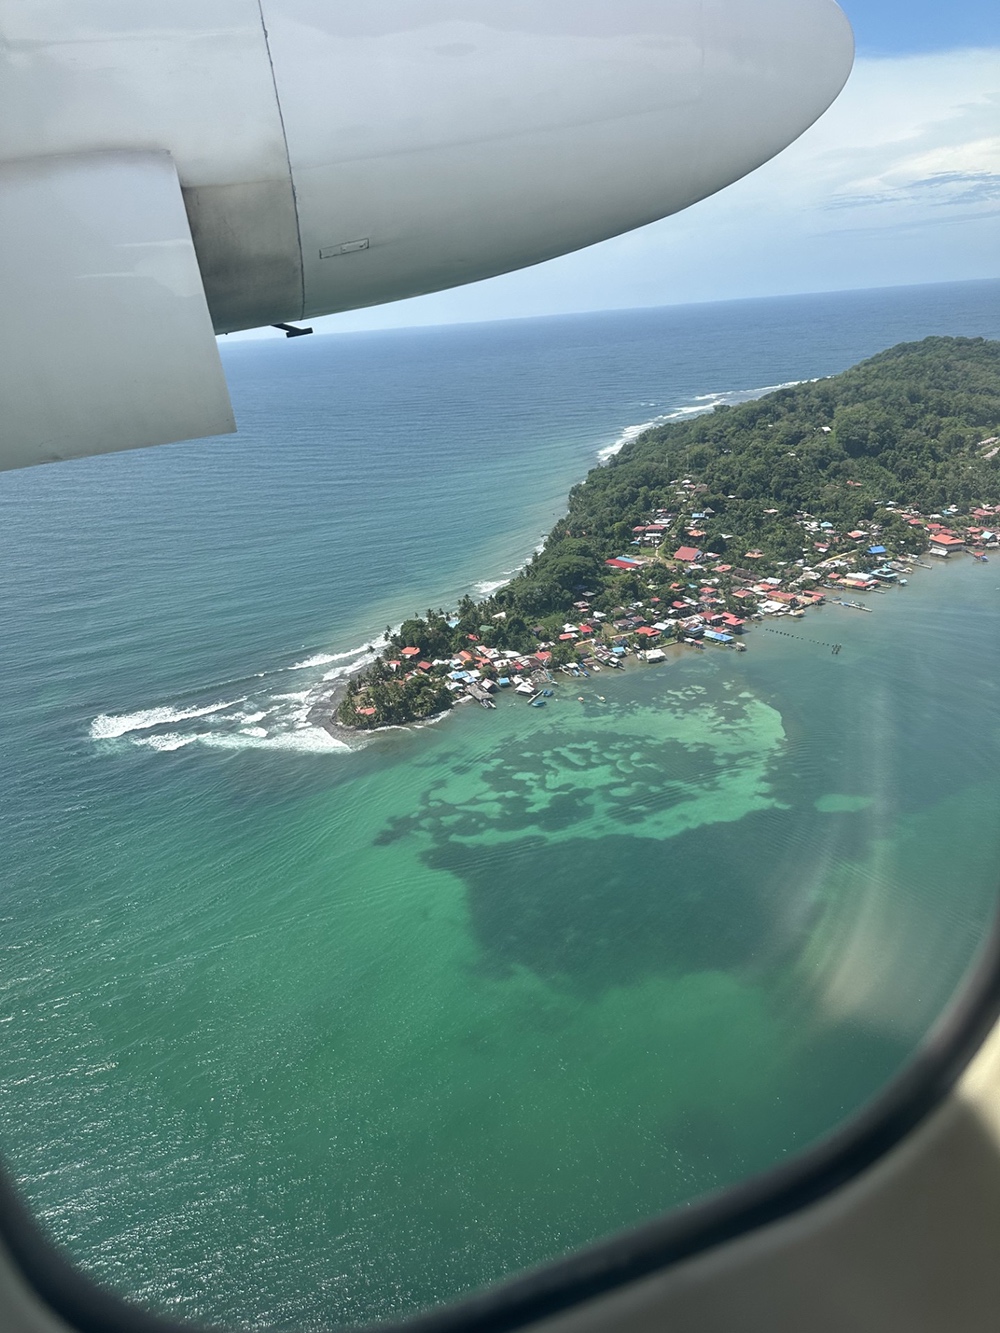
[{"x1": 2, "y1": 913, "x2": 998, "y2": 1333}]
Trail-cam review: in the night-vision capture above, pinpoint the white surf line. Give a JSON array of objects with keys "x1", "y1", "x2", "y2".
[
  {"x1": 598, "y1": 380, "x2": 814, "y2": 462},
  {"x1": 90, "y1": 700, "x2": 238, "y2": 740}
]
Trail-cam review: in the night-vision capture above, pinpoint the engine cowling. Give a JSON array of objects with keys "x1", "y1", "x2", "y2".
[{"x1": 0, "y1": 0, "x2": 853, "y2": 468}]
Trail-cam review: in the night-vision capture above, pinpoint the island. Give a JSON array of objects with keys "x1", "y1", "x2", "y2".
[{"x1": 334, "y1": 336, "x2": 1000, "y2": 732}]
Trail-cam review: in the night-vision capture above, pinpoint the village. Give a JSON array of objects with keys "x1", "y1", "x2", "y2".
[{"x1": 339, "y1": 477, "x2": 1000, "y2": 727}]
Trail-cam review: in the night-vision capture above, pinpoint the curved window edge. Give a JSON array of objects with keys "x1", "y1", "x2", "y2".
[{"x1": 2, "y1": 909, "x2": 1000, "y2": 1333}]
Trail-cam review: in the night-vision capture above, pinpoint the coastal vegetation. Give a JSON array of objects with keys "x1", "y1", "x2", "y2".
[{"x1": 337, "y1": 336, "x2": 1000, "y2": 730}]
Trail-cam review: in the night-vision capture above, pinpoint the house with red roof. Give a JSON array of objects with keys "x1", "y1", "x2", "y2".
[
  {"x1": 673, "y1": 545, "x2": 701, "y2": 562},
  {"x1": 930, "y1": 533, "x2": 965, "y2": 552}
]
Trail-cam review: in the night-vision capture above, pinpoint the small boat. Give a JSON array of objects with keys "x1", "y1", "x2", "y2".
[
  {"x1": 541, "y1": 688, "x2": 554, "y2": 697},
  {"x1": 530, "y1": 697, "x2": 547, "y2": 707}
]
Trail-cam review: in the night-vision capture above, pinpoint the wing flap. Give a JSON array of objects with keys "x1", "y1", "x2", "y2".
[{"x1": 0, "y1": 151, "x2": 235, "y2": 471}]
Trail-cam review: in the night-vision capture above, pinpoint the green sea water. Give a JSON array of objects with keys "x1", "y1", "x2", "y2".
[
  {"x1": 6, "y1": 561, "x2": 1000, "y2": 1329},
  {"x1": 2, "y1": 290, "x2": 1000, "y2": 1329}
]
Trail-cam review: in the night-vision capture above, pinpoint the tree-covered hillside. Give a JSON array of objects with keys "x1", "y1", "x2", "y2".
[
  {"x1": 337, "y1": 337, "x2": 1000, "y2": 729},
  {"x1": 520, "y1": 336, "x2": 1000, "y2": 593}
]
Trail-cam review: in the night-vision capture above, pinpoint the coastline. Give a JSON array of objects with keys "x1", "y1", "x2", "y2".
[
  {"x1": 312, "y1": 565, "x2": 911, "y2": 745},
  {"x1": 81, "y1": 335, "x2": 1000, "y2": 758},
  {"x1": 21, "y1": 298, "x2": 1000, "y2": 1333},
  {"x1": 329, "y1": 543, "x2": 978, "y2": 739},
  {"x1": 329, "y1": 337, "x2": 1000, "y2": 738},
  {"x1": 308, "y1": 669, "x2": 368, "y2": 746}
]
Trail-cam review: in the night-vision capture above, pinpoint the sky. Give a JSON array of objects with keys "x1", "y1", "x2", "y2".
[{"x1": 232, "y1": 1, "x2": 1000, "y2": 339}]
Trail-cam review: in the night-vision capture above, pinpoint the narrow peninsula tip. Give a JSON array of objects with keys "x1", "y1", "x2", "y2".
[{"x1": 335, "y1": 336, "x2": 1000, "y2": 732}]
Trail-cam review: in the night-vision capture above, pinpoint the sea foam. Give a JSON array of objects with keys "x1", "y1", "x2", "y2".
[
  {"x1": 598, "y1": 380, "x2": 812, "y2": 462},
  {"x1": 289, "y1": 653, "x2": 340, "y2": 670},
  {"x1": 90, "y1": 701, "x2": 237, "y2": 740},
  {"x1": 598, "y1": 417, "x2": 669, "y2": 463},
  {"x1": 474, "y1": 577, "x2": 514, "y2": 597},
  {"x1": 130, "y1": 733, "x2": 200, "y2": 752},
  {"x1": 198, "y1": 728, "x2": 349, "y2": 753}
]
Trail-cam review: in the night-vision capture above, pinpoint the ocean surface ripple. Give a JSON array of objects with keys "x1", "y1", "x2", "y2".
[{"x1": 1, "y1": 281, "x2": 1000, "y2": 1329}]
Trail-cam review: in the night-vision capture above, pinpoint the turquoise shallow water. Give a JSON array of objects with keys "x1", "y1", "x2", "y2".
[{"x1": 2, "y1": 282, "x2": 1000, "y2": 1329}]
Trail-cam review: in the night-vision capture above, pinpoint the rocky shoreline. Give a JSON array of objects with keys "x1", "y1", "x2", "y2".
[{"x1": 307, "y1": 670, "x2": 367, "y2": 746}]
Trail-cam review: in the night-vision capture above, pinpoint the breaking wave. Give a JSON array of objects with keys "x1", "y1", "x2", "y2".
[
  {"x1": 289, "y1": 644, "x2": 376, "y2": 670},
  {"x1": 598, "y1": 417, "x2": 668, "y2": 463},
  {"x1": 323, "y1": 649, "x2": 381, "y2": 682},
  {"x1": 474, "y1": 575, "x2": 517, "y2": 597},
  {"x1": 90, "y1": 378, "x2": 816, "y2": 759},
  {"x1": 90, "y1": 701, "x2": 237, "y2": 740},
  {"x1": 289, "y1": 653, "x2": 339, "y2": 670},
  {"x1": 129, "y1": 733, "x2": 201, "y2": 752},
  {"x1": 129, "y1": 727, "x2": 348, "y2": 754},
  {"x1": 598, "y1": 380, "x2": 811, "y2": 462},
  {"x1": 197, "y1": 728, "x2": 349, "y2": 753}
]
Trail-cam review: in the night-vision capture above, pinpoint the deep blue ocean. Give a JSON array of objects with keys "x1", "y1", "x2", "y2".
[{"x1": 2, "y1": 280, "x2": 1000, "y2": 1330}]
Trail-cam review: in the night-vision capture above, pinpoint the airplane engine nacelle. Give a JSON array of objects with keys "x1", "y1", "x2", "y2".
[{"x1": 0, "y1": 0, "x2": 853, "y2": 468}]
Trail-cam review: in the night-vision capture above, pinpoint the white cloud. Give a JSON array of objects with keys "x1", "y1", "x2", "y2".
[{"x1": 229, "y1": 46, "x2": 1000, "y2": 339}]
